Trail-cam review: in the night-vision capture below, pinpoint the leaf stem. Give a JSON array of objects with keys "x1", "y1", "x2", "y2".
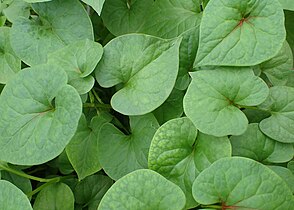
[
  {"x1": 0, "y1": 163, "x2": 59, "y2": 183},
  {"x1": 91, "y1": 89, "x2": 103, "y2": 104}
]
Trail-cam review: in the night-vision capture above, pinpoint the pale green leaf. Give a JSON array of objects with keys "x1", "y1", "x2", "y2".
[
  {"x1": 195, "y1": 0, "x2": 286, "y2": 66},
  {"x1": 0, "y1": 64, "x2": 82, "y2": 165},
  {"x1": 0, "y1": 180, "x2": 32, "y2": 210},
  {"x1": 95, "y1": 34, "x2": 181, "y2": 115},
  {"x1": 47, "y1": 39, "x2": 103, "y2": 94},
  {"x1": 230, "y1": 123, "x2": 293, "y2": 163},
  {"x1": 0, "y1": 27, "x2": 21, "y2": 84},
  {"x1": 279, "y1": 0, "x2": 294, "y2": 11},
  {"x1": 66, "y1": 114, "x2": 111, "y2": 180},
  {"x1": 33, "y1": 183, "x2": 74, "y2": 210},
  {"x1": 10, "y1": 0, "x2": 94, "y2": 65},
  {"x1": 98, "y1": 169, "x2": 186, "y2": 210},
  {"x1": 3, "y1": 0, "x2": 30, "y2": 23},
  {"x1": 192, "y1": 157, "x2": 294, "y2": 209},
  {"x1": 259, "y1": 86, "x2": 294, "y2": 143},
  {"x1": 98, "y1": 114, "x2": 159, "y2": 180},
  {"x1": 1, "y1": 170, "x2": 32, "y2": 195},
  {"x1": 82, "y1": 0, "x2": 106, "y2": 15},
  {"x1": 268, "y1": 166, "x2": 294, "y2": 193},
  {"x1": 285, "y1": 10, "x2": 294, "y2": 55},
  {"x1": 148, "y1": 117, "x2": 231, "y2": 209},
  {"x1": 184, "y1": 67, "x2": 269, "y2": 136}
]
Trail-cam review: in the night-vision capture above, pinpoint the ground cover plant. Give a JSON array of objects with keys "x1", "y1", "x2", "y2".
[{"x1": 0, "y1": 0, "x2": 294, "y2": 209}]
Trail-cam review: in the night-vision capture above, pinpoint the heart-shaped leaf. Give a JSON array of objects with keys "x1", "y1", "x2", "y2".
[
  {"x1": 47, "y1": 39, "x2": 103, "y2": 94},
  {"x1": 98, "y1": 169, "x2": 186, "y2": 210},
  {"x1": 95, "y1": 34, "x2": 181, "y2": 115},
  {"x1": 184, "y1": 67, "x2": 269, "y2": 136},
  {"x1": 10, "y1": 0, "x2": 93, "y2": 65},
  {"x1": 98, "y1": 114, "x2": 159, "y2": 180},
  {"x1": 0, "y1": 180, "x2": 32, "y2": 210},
  {"x1": 0, "y1": 27, "x2": 21, "y2": 84},
  {"x1": 230, "y1": 123, "x2": 293, "y2": 163},
  {"x1": 33, "y1": 183, "x2": 74, "y2": 210},
  {"x1": 66, "y1": 114, "x2": 111, "y2": 181},
  {"x1": 259, "y1": 86, "x2": 294, "y2": 143},
  {"x1": 195, "y1": 0, "x2": 286, "y2": 66},
  {"x1": 192, "y1": 157, "x2": 294, "y2": 209},
  {"x1": 0, "y1": 64, "x2": 82, "y2": 165},
  {"x1": 148, "y1": 117, "x2": 231, "y2": 208}
]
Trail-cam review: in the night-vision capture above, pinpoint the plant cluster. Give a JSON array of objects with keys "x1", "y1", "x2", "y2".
[{"x1": 0, "y1": 0, "x2": 294, "y2": 209}]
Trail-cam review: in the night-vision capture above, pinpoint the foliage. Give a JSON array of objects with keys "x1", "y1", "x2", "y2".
[{"x1": 0, "y1": 0, "x2": 293, "y2": 209}]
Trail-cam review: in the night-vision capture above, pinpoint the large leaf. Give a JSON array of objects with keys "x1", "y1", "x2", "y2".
[
  {"x1": 98, "y1": 114, "x2": 159, "y2": 180},
  {"x1": 95, "y1": 34, "x2": 181, "y2": 115},
  {"x1": 10, "y1": 0, "x2": 93, "y2": 65},
  {"x1": 101, "y1": 0, "x2": 153, "y2": 36},
  {"x1": 192, "y1": 157, "x2": 294, "y2": 209},
  {"x1": 98, "y1": 169, "x2": 186, "y2": 210},
  {"x1": 66, "y1": 114, "x2": 111, "y2": 181},
  {"x1": 0, "y1": 180, "x2": 32, "y2": 210},
  {"x1": 47, "y1": 39, "x2": 103, "y2": 94},
  {"x1": 33, "y1": 183, "x2": 74, "y2": 210},
  {"x1": 279, "y1": 0, "x2": 294, "y2": 11},
  {"x1": 0, "y1": 27, "x2": 21, "y2": 84},
  {"x1": 259, "y1": 86, "x2": 294, "y2": 143},
  {"x1": 195, "y1": 0, "x2": 286, "y2": 66},
  {"x1": 148, "y1": 117, "x2": 231, "y2": 208},
  {"x1": 74, "y1": 175, "x2": 113, "y2": 210},
  {"x1": 230, "y1": 123, "x2": 293, "y2": 163},
  {"x1": 82, "y1": 0, "x2": 105, "y2": 15},
  {"x1": 183, "y1": 67, "x2": 269, "y2": 136},
  {"x1": 141, "y1": 0, "x2": 202, "y2": 39},
  {"x1": 2, "y1": 0, "x2": 30, "y2": 23},
  {"x1": 259, "y1": 41, "x2": 293, "y2": 86},
  {"x1": 0, "y1": 64, "x2": 82, "y2": 165}
]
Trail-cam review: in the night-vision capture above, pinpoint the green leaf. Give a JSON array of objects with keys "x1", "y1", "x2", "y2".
[
  {"x1": 192, "y1": 157, "x2": 294, "y2": 209},
  {"x1": 54, "y1": 150, "x2": 74, "y2": 175},
  {"x1": 82, "y1": 0, "x2": 105, "y2": 15},
  {"x1": 2, "y1": 0, "x2": 30, "y2": 23},
  {"x1": 176, "y1": 26, "x2": 199, "y2": 90},
  {"x1": 230, "y1": 123, "x2": 293, "y2": 163},
  {"x1": 66, "y1": 114, "x2": 111, "y2": 180},
  {"x1": 148, "y1": 117, "x2": 231, "y2": 209},
  {"x1": 101, "y1": 0, "x2": 153, "y2": 36},
  {"x1": 285, "y1": 10, "x2": 294, "y2": 55},
  {"x1": 141, "y1": 0, "x2": 202, "y2": 38},
  {"x1": 288, "y1": 160, "x2": 294, "y2": 174},
  {"x1": 10, "y1": 0, "x2": 94, "y2": 66},
  {"x1": 0, "y1": 180, "x2": 32, "y2": 210},
  {"x1": 95, "y1": 34, "x2": 181, "y2": 115},
  {"x1": 33, "y1": 183, "x2": 74, "y2": 210},
  {"x1": 279, "y1": 0, "x2": 294, "y2": 11},
  {"x1": 183, "y1": 67, "x2": 269, "y2": 136},
  {"x1": 153, "y1": 89, "x2": 184, "y2": 125},
  {"x1": 260, "y1": 41, "x2": 293, "y2": 86},
  {"x1": 242, "y1": 109, "x2": 271, "y2": 123},
  {"x1": 1, "y1": 170, "x2": 32, "y2": 195},
  {"x1": 74, "y1": 175, "x2": 113, "y2": 210},
  {"x1": 268, "y1": 166, "x2": 294, "y2": 193},
  {"x1": 0, "y1": 64, "x2": 82, "y2": 165},
  {"x1": 98, "y1": 169, "x2": 186, "y2": 210},
  {"x1": 195, "y1": 0, "x2": 286, "y2": 66},
  {"x1": 47, "y1": 39, "x2": 103, "y2": 94},
  {"x1": 98, "y1": 114, "x2": 159, "y2": 180},
  {"x1": 259, "y1": 86, "x2": 294, "y2": 143},
  {"x1": 24, "y1": 0, "x2": 52, "y2": 2},
  {"x1": 0, "y1": 27, "x2": 21, "y2": 84}
]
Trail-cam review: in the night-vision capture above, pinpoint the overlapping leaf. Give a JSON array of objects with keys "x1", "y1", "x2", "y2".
[
  {"x1": 0, "y1": 64, "x2": 82, "y2": 165},
  {"x1": 10, "y1": 0, "x2": 93, "y2": 65},
  {"x1": 47, "y1": 39, "x2": 103, "y2": 94},
  {"x1": 98, "y1": 169, "x2": 186, "y2": 210},
  {"x1": 195, "y1": 0, "x2": 286, "y2": 66},
  {"x1": 259, "y1": 86, "x2": 294, "y2": 143},
  {"x1": 95, "y1": 34, "x2": 181, "y2": 115},
  {"x1": 148, "y1": 117, "x2": 231, "y2": 208},
  {"x1": 98, "y1": 114, "x2": 159, "y2": 180},
  {"x1": 184, "y1": 67, "x2": 269, "y2": 136},
  {"x1": 82, "y1": 0, "x2": 105, "y2": 15},
  {"x1": 192, "y1": 157, "x2": 294, "y2": 209},
  {"x1": 230, "y1": 123, "x2": 293, "y2": 163}
]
